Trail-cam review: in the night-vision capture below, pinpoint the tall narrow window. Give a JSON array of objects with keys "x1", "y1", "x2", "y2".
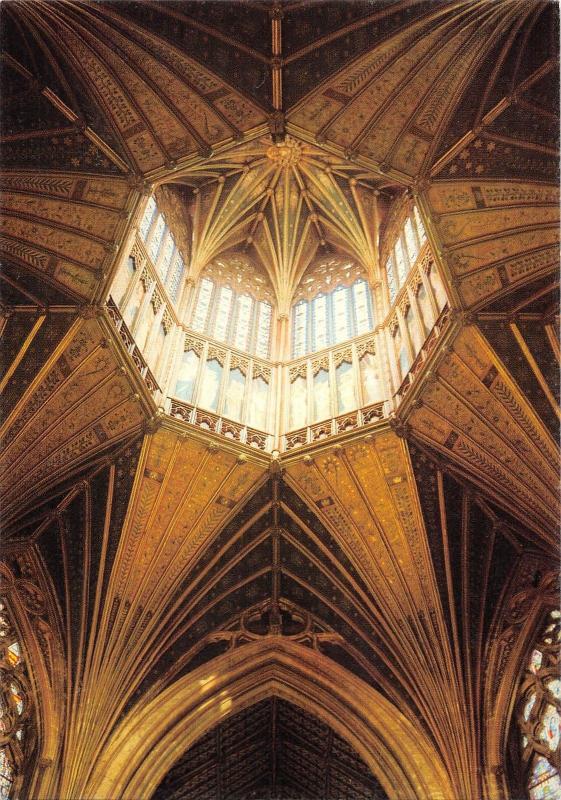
[
  {"x1": 139, "y1": 196, "x2": 157, "y2": 240},
  {"x1": 352, "y1": 280, "x2": 373, "y2": 335},
  {"x1": 224, "y1": 367, "x2": 246, "y2": 422},
  {"x1": 360, "y1": 351, "x2": 382, "y2": 404},
  {"x1": 517, "y1": 610, "x2": 561, "y2": 800},
  {"x1": 336, "y1": 360, "x2": 355, "y2": 413},
  {"x1": 192, "y1": 278, "x2": 214, "y2": 332},
  {"x1": 386, "y1": 254, "x2": 397, "y2": 304},
  {"x1": 213, "y1": 287, "x2": 233, "y2": 341},
  {"x1": 175, "y1": 349, "x2": 200, "y2": 402},
  {"x1": 416, "y1": 281, "x2": 433, "y2": 332},
  {"x1": 395, "y1": 239, "x2": 408, "y2": 285},
  {"x1": 332, "y1": 286, "x2": 351, "y2": 344},
  {"x1": 290, "y1": 375, "x2": 307, "y2": 429},
  {"x1": 414, "y1": 205, "x2": 427, "y2": 243},
  {"x1": 159, "y1": 235, "x2": 175, "y2": 283},
  {"x1": 250, "y1": 375, "x2": 268, "y2": 430},
  {"x1": 199, "y1": 359, "x2": 223, "y2": 412},
  {"x1": 167, "y1": 254, "x2": 185, "y2": 303},
  {"x1": 312, "y1": 295, "x2": 329, "y2": 351},
  {"x1": 292, "y1": 301, "x2": 308, "y2": 357},
  {"x1": 0, "y1": 599, "x2": 33, "y2": 800},
  {"x1": 429, "y1": 265, "x2": 447, "y2": 312},
  {"x1": 404, "y1": 217, "x2": 419, "y2": 265},
  {"x1": 149, "y1": 214, "x2": 166, "y2": 262},
  {"x1": 255, "y1": 302, "x2": 272, "y2": 359},
  {"x1": 313, "y1": 369, "x2": 331, "y2": 422},
  {"x1": 233, "y1": 295, "x2": 253, "y2": 352}
]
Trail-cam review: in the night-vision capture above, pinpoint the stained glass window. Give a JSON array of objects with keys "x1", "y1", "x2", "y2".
[
  {"x1": 175, "y1": 350, "x2": 200, "y2": 403},
  {"x1": 386, "y1": 254, "x2": 397, "y2": 303},
  {"x1": 292, "y1": 302, "x2": 308, "y2": 358},
  {"x1": 414, "y1": 205, "x2": 427, "y2": 243},
  {"x1": 0, "y1": 599, "x2": 33, "y2": 800},
  {"x1": 394, "y1": 239, "x2": 408, "y2": 284},
  {"x1": 159, "y1": 235, "x2": 175, "y2": 283},
  {"x1": 291, "y1": 279, "x2": 374, "y2": 356},
  {"x1": 404, "y1": 217, "x2": 419, "y2": 264},
  {"x1": 250, "y1": 375, "x2": 269, "y2": 430},
  {"x1": 199, "y1": 359, "x2": 223, "y2": 412},
  {"x1": 167, "y1": 254, "x2": 185, "y2": 303},
  {"x1": 149, "y1": 214, "x2": 166, "y2": 262},
  {"x1": 255, "y1": 302, "x2": 272, "y2": 359},
  {"x1": 312, "y1": 294, "x2": 329, "y2": 351},
  {"x1": 139, "y1": 196, "x2": 157, "y2": 240},
  {"x1": 429, "y1": 264, "x2": 447, "y2": 312},
  {"x1": 189, "y1": 275, "x2": 273, "y2": 358},
  {"x1": 313, "y1": 369, "x2": 331, "y2": 422},
  {"x1": 213, "y1": 287, "x2": 233, "y2": 341},
  {"x1": 518, "y1": 609, "x2": 561, "y2": 800},
  {"x1": 352, "y1": 280, "x2": 373, "y2": 335},
  {"x1": 336, "y1": 360, "x2": 355, "y2": 413},
  {"x1": 233, "y1": 295, "x2": 253, "y2": 352},
  {"x1": 192, "y1": 278, "x2": 215, "y2": 332},
  {"x1": 290, "y1": 375, "x2": 307, "y2": 429},
  {"x1": 224, "y1": 368, "x2": 246, "y2": 422}
]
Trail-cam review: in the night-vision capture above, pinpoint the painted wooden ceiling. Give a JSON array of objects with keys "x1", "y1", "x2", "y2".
[{"x1": 0, "y1": 2, "x2": 559, "y2": 799}]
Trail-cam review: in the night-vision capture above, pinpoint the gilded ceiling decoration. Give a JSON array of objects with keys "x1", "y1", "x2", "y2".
[
  {"x1": 176, "y1": 136, "x2": 391, "y2": 312},
  {"x1": 0, "y1": 1, "x2": 559, "y2": 799},
  {"x1": 407, "y1": 324, "x2": 559, "y2": 544}
]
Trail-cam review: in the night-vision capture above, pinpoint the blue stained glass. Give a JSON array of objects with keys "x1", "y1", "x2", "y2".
[{"x1": 547, "y1": 680, "x2": 561, "y2": 701}]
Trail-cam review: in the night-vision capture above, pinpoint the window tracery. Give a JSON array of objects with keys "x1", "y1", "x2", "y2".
[
  {"x1": 0, "y1": 600, "x2": 33, "y2": 800},
  {"x1": 518, "y1": 609, "x2": 561, "y2": 800},
  {"x1": 291, "y1": 276, "x2": 375, "y2": 357},
  {"x1": 189, "y1": 262, "x2": 274, "y2": 359}
]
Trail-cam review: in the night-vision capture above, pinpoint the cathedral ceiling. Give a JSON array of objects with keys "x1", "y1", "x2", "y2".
[
  {"x1": 170, "y1": 136, "x2": 395, "y2": 312},
  {"x1": 152, "y1": 697, "x2": 389, "y2": 800},
  {"x1": 0, "y1": 2, "x2": 559, "y2": 798}
]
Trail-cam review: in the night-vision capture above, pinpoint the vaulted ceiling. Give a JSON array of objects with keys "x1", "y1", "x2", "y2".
[{"x1": 0, "y1": 2, "x2": 559, "y2": 799}]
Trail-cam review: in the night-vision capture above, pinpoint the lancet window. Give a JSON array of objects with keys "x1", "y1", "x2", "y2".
[
  {"x1": 0, "y1": 601, "x2": 33, "y2": 800},
  {"x1": 189, "y1": 276, "x2": 273, "y2": 359},
  {"x1": 384, "y1": 205, "x2": 427, "y2": 303},
  {"x1": 517, "y1": 609, "x2": 561, "y2": 800},
  {"x1": 291, "y1": 277, "x2": 375, "y2": 357}
]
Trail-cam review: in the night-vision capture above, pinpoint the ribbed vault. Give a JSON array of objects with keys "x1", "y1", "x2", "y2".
[
  {"x1": 0, "y1": 2, "x2": 559, "y2": 799},
  {"x1": 153, "y1": 698, "x2": 389, "y2": 800}
]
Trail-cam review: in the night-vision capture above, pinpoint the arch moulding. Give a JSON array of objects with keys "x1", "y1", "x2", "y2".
[{"x1": 85, "y1": 637, "x2": 454, "y2": 800}]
